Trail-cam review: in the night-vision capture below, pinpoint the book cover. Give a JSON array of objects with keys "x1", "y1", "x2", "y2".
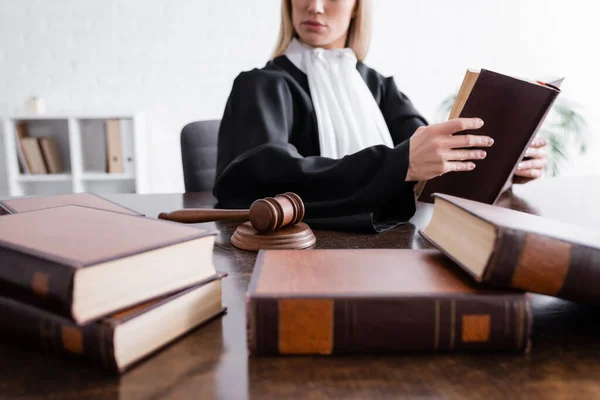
[
  {"x1": 38, "y1": 136, "x2": 63, "y2": 174},
  {"x1": 20, "y1": 137, "x2": 48, "y2": 174},
  {"x1": 105, "y1": 119, "x2": 123, "y2": 174},
  {"x1": 246, "y1": 249, "x2": 531, "y2": 356},
  {"x1": 0, "y1": 192, "x2": 144, "y2": 216},
  {"x1": 417, "y1": 69, "x2": 560, "y2": 204},
  {"x1": 0, "y1": 205, "x2": 217, "y2": 324}
]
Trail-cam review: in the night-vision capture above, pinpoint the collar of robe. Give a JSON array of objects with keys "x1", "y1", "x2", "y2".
[{"x1": 284, "y1": 38, "x2": 394, "y2": 159}]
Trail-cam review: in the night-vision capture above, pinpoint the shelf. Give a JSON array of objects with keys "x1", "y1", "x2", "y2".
[
  {"x1": 11, "y1": 116, "x2": 69, "y2": 122},
  {"x1": 1, "y1": 114, "x2": 148, "y2": 196},
  {"x1": 11, "y1": 114, "x2": 138, "y2": 121},
  {"x1": 81, "y1": 172, "x2": 135, "y2": 181},
  {"x1": 17, "y1": 174, "x2": 72, "y2": 182}
]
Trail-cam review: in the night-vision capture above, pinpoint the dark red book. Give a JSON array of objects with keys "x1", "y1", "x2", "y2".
[
  {"x1": 416, "y1": 69, "x2": 560, "y2": 204},
  {"x1": 246, "y1": 249, "x2": 531, "y2": 356}
]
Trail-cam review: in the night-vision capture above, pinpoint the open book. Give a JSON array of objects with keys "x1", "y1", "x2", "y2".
[{"x1": 415, "y1": 69, "x2": 562, "y2": 204}]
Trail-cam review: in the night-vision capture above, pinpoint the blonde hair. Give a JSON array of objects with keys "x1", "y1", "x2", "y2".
[{"x1": 272, "y1": 0, "x2": 372, "y2": 61}]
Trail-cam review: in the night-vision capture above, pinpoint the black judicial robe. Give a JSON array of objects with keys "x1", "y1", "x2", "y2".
[{"x1": 213, "y1": 55, "x2": 428, "y2": 232}]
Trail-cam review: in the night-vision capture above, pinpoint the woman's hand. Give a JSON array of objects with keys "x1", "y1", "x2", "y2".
[
  {"x1": 513, "y1": 136, "x2": 548, "y2": 182},
  {"x1": 405, "y1": 118, "x2": 494, "y2": 182}
]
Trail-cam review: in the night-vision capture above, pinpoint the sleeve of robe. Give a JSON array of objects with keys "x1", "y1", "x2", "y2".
[{"x1": 212, "y1": 69, "x2": 428, "y2": 232}]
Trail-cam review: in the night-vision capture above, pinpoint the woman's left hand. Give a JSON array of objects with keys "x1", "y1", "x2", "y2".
[{"x1": 514, "y1": 136, "x2": 548, "y2": 181}]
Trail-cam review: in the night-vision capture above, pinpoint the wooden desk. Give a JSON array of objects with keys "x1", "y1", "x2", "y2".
[{"x1": 1, "y1": 176, "x2": 600, "y2": 399}]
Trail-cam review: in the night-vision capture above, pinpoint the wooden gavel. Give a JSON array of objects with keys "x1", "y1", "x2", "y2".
[{"x1": 158, "y1": 192, "x2": 305, "y2": 233}]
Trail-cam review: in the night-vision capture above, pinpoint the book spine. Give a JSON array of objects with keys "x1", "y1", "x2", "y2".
[
  {"x1": 0, "y1": 295, "x2": 118, "y2": 372},
  {"x1": 105, "y1": 119, "x2": 123, "y2": 174},
  {"x1": 485, "y1": 228, "x2": 600, "y2": 305},
  {"x1": 246, "y1": 294, "x2": 531, "y2": 356},
  {"x1": 0, "y1": 245, "x2": 75, "y2": 318}
]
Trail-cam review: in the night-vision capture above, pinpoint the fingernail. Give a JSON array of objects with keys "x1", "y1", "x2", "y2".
[
  {"x1": 479, "y1": 151, "x2": 487, "y2": 158},
  {"x1": 487, "y1": 138, "x2": 494, "y2": 146},
  {"x1": 476, "y1": 119, "x2": 484, "y2": 127},
  {"x1": 518, "y1": 162, "x2": 523, "y2": 170},
  {"x1": 469, "y1": 163, "x2": 476, "y2": 169}
]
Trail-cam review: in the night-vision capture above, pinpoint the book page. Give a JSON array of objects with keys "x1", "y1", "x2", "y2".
[{"x1": 448, "y1": 69, "x2": 480, "y2": 120}]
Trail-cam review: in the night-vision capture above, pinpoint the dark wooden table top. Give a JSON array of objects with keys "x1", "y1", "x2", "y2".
[{"x1": 2, "y1": 176, "x2": 600, "y2": 400}]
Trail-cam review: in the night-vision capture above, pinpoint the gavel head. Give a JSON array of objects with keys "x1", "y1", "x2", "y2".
[{"x1": 249, "y1": 192, "x2": 305, "y2": 233}]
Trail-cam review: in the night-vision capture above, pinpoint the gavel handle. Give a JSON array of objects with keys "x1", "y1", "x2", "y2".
[{"x1": 157, "y1": 209, "x2": 250, "y2": 223}]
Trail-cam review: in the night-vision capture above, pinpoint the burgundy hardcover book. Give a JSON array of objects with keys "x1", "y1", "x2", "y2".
[
  {"x1": 416, "y1": 69, "x2": 560, "y2": 204},
  {"x1": 246, "y1": 249, "x2": 531, "y2": 356}
]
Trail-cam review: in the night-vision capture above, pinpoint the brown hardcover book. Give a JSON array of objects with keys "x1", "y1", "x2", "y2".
[
  {"x1": 105, "y1": 119, "x2": 123, "y2": 174},
  {"x1": 20, "y1": 137, "x2": 48, "y2": 174},
  {"x1": 420, "y1": 193, "x2": 600, "y2": 306},
  {"x1": 0, "y1": 274, "x2": 226, "y2": 373},
  {"x1": 38, "y1": 136, "x2": 63, "y2": 174},
  {"x1": 246, "y1": 249, "x2": 531, "y2": 356},
  {"x1": 0, "y1": 192, "x2": 144, "y2": 216},
  {"x1": 416, "y1": 69, "x2": 561, "y2": 204},
  {"x1": 0, "y1": 205, "x2": 217, "y2": 324}
]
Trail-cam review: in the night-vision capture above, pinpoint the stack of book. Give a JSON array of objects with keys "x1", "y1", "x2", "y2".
[
  {"x1": 15, "y1": 122, "x2": 64, "y2": 175},
  {"x1": 0, "y1": 193, "x2": 225, "y2": 373},
  {"x1": 244, "y1": 69, "x2": 600, "y2": 356}
]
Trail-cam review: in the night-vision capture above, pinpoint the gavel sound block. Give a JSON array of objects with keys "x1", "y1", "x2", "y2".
[{"x1": 158, "y1": 192, "x2": 316, "y2": 251}]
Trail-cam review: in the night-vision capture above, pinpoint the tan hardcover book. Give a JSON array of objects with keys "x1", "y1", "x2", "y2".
[
  {"x1": 420, "y1": 193, "x2": 600, "y2": 306},
  {"x1": 0, "y1": 192, "x2": 143, "y2": 216},
  {"x1": 415, "y1": 69, "x2": 561, "y2": 205},
  {"x1": 448, "y1": 71, "x2": 564, "y2": 126},
  {"x1": 20, "y1": 137, "x2": 48, "y2": 174},
  {"x1": 0, "y1": 274, "x2": 226, "y2": 373},
  {"x1": 38, "y1": 136, "x2": 63, "y2": 174},
  {"x1": 105, "y1": 119, "x2": 123, "y2": 173},
  {"x1": 0, "y1": 205, "x2": 217, "y2": 324},
  {"x1": 246, "y1": 249, "x2": 531, "y2": 356}
]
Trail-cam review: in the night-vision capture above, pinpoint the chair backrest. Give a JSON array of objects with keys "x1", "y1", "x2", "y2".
[{"x1": 180, "y1": 119, "x2": 220, "y2": 192}]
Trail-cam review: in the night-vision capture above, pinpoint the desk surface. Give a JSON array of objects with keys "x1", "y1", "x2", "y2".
[{"x1": 2, "y1": 176, "x2": 600, "y2": 400}]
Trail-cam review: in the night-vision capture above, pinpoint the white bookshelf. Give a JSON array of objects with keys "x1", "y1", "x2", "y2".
[{"x1": 0, "y1": 113, "x2": 149, "y2": 196}]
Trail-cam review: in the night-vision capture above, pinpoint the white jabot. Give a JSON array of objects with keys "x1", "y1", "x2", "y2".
[{"x1": 284, "y1": 38, "x2": 394, "y2": 159}]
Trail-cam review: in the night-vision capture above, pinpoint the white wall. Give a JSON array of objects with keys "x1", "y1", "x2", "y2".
[{"x1": 0, "y1": 0, "x2": 598, "y2": 194}]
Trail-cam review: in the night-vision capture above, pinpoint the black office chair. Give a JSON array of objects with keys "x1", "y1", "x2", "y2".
[{"x1": 180, "y1": 119, "x2": 220, "y2": 192}]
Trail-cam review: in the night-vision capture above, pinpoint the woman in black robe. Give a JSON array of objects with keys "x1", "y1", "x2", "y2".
[{"x1": 213, "y1": 0, "x2": 547, "y2": 232}]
